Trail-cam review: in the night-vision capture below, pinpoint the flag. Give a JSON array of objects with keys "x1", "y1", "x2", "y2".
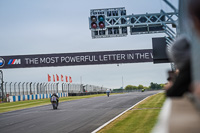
[
  {"x1": 69, "y1": 76, "x2": 72, "y2": 83},
  {"x1": 61, "y1": 75, "x2": 64, "y2": 82},
  {"x1": 48, "y1": 74, "x2": 51, "y2": 82},
  {"x1": 65, "y1": 76, "x2": 68, "y2": 82},
  {"x1": 56, "y1": 74, "x2": 59, "y2": 81},
  {"x1": 53, "y1": 75, "x2": 55, "y2": 82}
]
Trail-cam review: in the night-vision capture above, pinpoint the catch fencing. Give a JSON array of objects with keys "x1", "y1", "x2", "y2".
[{"x1": 0, "y1": 82, "x2": 108, "y2": 102}]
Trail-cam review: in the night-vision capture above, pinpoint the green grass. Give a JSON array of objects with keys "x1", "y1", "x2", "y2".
[
  {"x1": 98, "y1": 93, "x2": 166, "y2": 133},
  {"x1": 0, "y1": 93, "x2": 109, "y2": 113}
]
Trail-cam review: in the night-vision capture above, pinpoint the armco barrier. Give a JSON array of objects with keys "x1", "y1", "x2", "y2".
[{"x1": 8, "y1": 93, "x2": 68, "y2": 102}]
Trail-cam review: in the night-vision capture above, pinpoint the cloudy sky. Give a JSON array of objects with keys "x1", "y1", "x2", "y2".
[{"x1": 0, "y1": 0, "x2": 178, "y2": 89}]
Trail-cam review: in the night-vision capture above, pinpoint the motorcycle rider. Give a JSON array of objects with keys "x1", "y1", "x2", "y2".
[
  {"x1": 50, "y1": 93, "x2": 59, "y2": 107},
  {"x1": 106, "y1": 89, "x2": 111, "y2": 97}
]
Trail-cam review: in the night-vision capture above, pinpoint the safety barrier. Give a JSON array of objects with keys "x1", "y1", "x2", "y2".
[{"x1": 8, "y1": 92, "x2": 68, "y2": 102}]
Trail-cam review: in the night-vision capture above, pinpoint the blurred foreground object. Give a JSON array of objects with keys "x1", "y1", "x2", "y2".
[
  {"x1": 188, "y1": 0, "x2": 200, "y2": 100},
  {"x1": 188, "y1": 0, "x2": 200, "y2": 35},
  {"x1": 166, "y1": 36, "x2": 191, "y2": 97},
  {"x1": 153, "y1": 0, "x2": 200, "y2": 132},
  {"x1": 152, "y1": 96, "x2": 200, "y2": 133}
]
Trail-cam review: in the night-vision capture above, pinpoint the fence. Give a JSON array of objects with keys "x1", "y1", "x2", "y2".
[{"x1": 0, "y1": 82, "x2": 108, "y2": 98}]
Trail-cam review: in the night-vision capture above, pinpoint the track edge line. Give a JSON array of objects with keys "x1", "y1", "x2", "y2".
[{"x1": 91, "y1": 95, "x2": 152, "y2": 133}]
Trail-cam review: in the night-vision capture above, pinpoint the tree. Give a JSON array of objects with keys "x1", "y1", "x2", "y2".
[
  {"x1": 150, "y1": 82, "x2": 156, "y2": 89},
  {"x1": 138, "y1": 84, "x2": 144, "y2": 89},
  {"x1": 144, "y1": 86, "x2": 149, "y2": 89},
  {"x1": 125, "y1": 85, "x2": 133, "y2": 90},
  {"x1": 149, "y1": 82, "x2": 163, "y2": 90},
  {"x1": 132, "y1": 86, "x2": 138, "y2": 90},
  {"x1": 125, "y1": 85, "x2": 138, "y2": 90},
  {"x1": 125, "y1": 82, "x2": 164, "y2": 91}
]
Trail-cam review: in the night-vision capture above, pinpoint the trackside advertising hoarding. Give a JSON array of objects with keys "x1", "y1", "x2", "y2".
[{"x1": 0, "y1": 49, "x2": 153, "y2": 69}]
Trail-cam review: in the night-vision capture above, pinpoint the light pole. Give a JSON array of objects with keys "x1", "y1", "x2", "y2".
[{"x1": 122, "y1": 76, "x2": 124, "y2": 89}]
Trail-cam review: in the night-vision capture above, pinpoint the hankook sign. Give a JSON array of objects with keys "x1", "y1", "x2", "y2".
[{"x1": 0, "y1": 49, "x2": 153, "y2": 69}]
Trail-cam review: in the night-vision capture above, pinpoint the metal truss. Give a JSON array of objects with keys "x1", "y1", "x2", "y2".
[
  {"x1": 161, "y1": 0, "x2": 178, "y2": 47},
  {"x1": 89, "y1": 0, "x2": 179, "y2": 40},
  {"x1": 103, "y1": 12, "x2": 178, "y2": 28},
  {"x1": 90, "y1": 11, "x2": 178, "y2": 39}
]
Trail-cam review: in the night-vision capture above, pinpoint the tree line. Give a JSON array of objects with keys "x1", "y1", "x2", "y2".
[{"x1": 113, "y1": 82, "x2": 165, "y2": 92}]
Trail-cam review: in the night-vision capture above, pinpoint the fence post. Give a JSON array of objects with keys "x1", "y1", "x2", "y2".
[
  {"x1": 22, "y1": 82, "x2": 25, "y2": 95},
  {"x1": 9, "y1": 82, "x2": 12, "y2": 95},
  {"x1": 43, "y1": 83, "x2": 47, "y2": 94},
  {"x1": 14, "y1": 82, "x2": 17, "y2": 96},
  {"x1": 26, "y1": 82, "x2": 29, "y2": 95},
  {"x1": 53, "y1": 83, "x2": 56, "y2": 93},
  {"x1": 30, "y1": 82, "x2": 32, "y2": 94},
  {"x1": 5, "y1": 82, "x2": 7, "y2": 96},
  {"x1": 68, "y1": 83, "x2": 70, "y2": 96},
  {"x1": 48, "y1": 83, "x2": 51, "y2": 94},
  {"x1": 55, "y1": 83, "x2": 57, "y2": 93},
  {"x1": 39, "y1": 83, "x2": 42, "y2": 94},
  {"x1": 37, "y1": 83, "x2": 39, "y2": 94},
  {"x1": 62, "y1": 83, "x2": 64, "y2": 93},
  {"x1": 51, "y1": 83, "x2": 53, "y2": 93},
  {"x1": 33, "y1": 82, "x2": 36, "y2": 94},
  {"x1": 18, "y1": 82, "x2": 21, "y2": 95}
]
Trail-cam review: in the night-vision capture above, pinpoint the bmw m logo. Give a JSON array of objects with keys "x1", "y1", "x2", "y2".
[
  {"x1": 8, "y1": 59, "x2": 21, "y2": 65},
  {"x1": 0, "y1": 57, "x2": 5, "y2": 67}
]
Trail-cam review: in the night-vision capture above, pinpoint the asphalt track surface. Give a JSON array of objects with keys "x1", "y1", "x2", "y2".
[{"x1": 0, "y1": 91, "x2": 160, "y2": 133}]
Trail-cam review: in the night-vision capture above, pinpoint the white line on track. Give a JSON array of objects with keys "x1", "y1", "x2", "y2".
[{"x1": 91, "y1": 95, "x2": 151, "y2": 133}]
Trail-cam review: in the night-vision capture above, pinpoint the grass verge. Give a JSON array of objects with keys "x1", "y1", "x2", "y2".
[
  {"x1": 0, "y1": 93, "x2": 111, "y2": 113},
  {"x1": 98, "y1": 93, "x2": 166, "y2": 133}
]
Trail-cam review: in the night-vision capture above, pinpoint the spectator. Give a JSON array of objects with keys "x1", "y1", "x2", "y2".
[{"x1": 166, "y1": 36, "x2": 192, "y2": 97}]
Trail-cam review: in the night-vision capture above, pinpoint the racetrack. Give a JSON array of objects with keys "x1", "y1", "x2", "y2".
[{"x1": 0, "y1": 91, "x2": 160, "y2": 133}]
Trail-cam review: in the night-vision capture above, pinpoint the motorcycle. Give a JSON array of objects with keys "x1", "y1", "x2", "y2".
[
  {"x1": 106, "y1": 92, "x2": 110, "y2": 97},
  {"x1": 106, "y1": 89, "x2": 111, "y2": 97},
  {"x1": 51, "y1": 95, "x2": 58, "y2": 109},
  {"x1": 52, "y1": 101, "x2": 58, "y2": 109}
]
